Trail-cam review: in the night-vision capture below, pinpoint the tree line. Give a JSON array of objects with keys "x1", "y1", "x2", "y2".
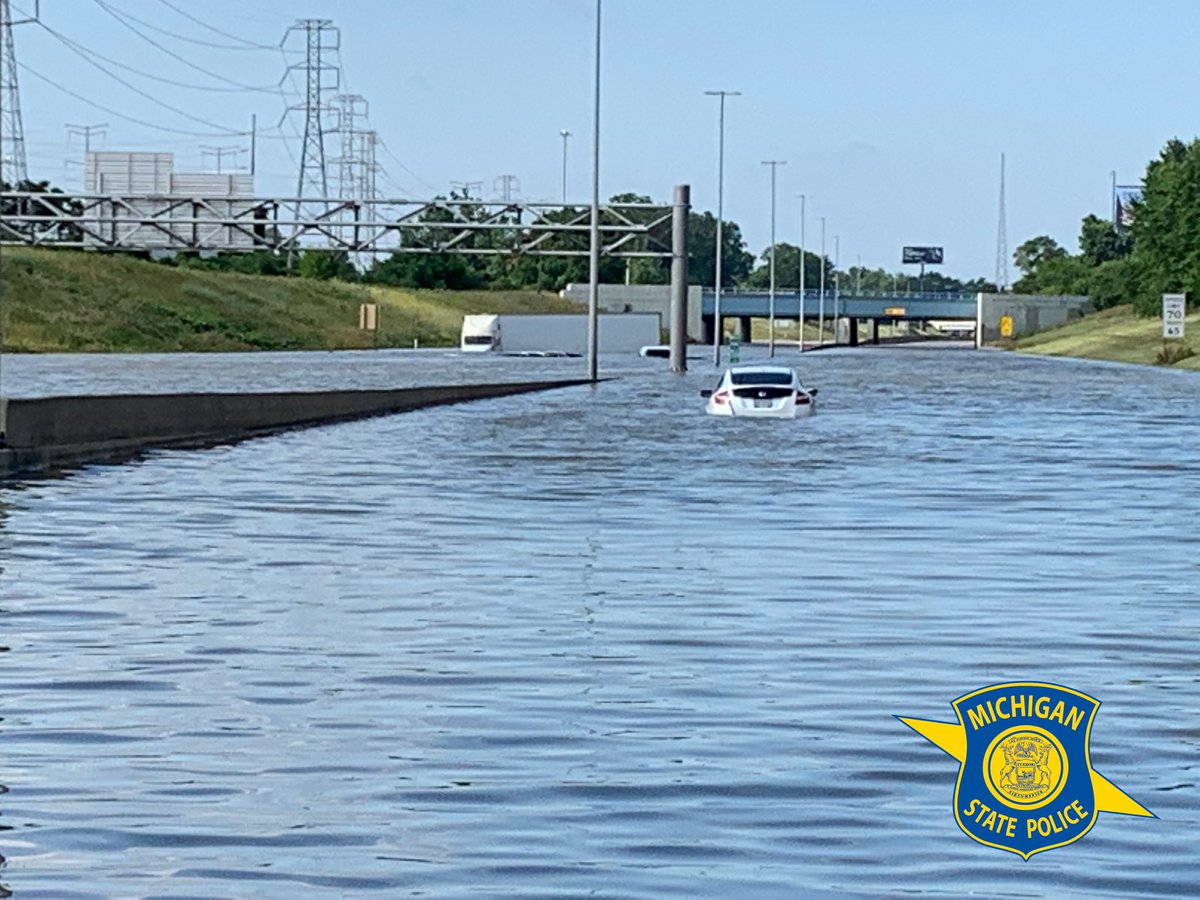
[
  {"x1": 157, "y1": 189, "x2": 993, "y2": 295},
  {"x1": 1013, "y1": 137, "x2": 1200, "y2": 315}
]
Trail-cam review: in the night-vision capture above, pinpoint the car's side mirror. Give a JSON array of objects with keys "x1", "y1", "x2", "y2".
[{"x1": 699, "y1": 389, "x2": 713, "y2": 398}]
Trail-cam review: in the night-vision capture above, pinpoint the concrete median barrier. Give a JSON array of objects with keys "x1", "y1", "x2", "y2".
[{"x1": 0, "y1": 379, "x2": 592, "y2": 479}]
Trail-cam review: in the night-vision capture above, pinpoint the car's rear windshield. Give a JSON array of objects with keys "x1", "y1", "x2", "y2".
[
  {"x1": 731, "y1": 371, "x2": 792, "y2": 385},
  {"x1": 463, "y1": 335, "x2": 495, "y2": 344}
]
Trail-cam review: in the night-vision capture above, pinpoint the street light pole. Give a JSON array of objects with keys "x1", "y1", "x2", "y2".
[
  {"x1": 560, "y1": 129, "x2": 571, "y2": 204},
  {"x1": 586, "y1": 0, "x2": 601, "y2": 382},
  {"x1": 798, "y1": 193, "x2": 807, "y2": 352},
  {"x1": 705, "y1": 89, "x2": 740, "y2": 365},
  {"x1": 833, "y1": 234, "x2": 840, "y2": 328},
  {"x1": 762, "y1": 160, "x2": 785, "y2": 357},
  {"x1": 818, "y1": 216, "x2": 826, "y2": 346}
]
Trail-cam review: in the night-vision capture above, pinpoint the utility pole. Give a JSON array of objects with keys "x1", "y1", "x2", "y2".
[
  {"x1": 201, "y1": 145, "x2": 244, "y2": 173},
  {"x1": 762, "y1": 160, "x2": 786, "y2": 357},
  {"x1": 0, "y1": 0, "x2": 36, "y2": 186},
  {"x1": 65, "y1": 123, "x2": 108, "y2": 187},
  {"x1": 66, "y1": 122, "x2": 108, "y2": 155},
  {"x1": 705, "y1": 89, "x2": 741, "y2": 365},
  {"x1": 450, "y1": 180, "x2": 482, "y2": 199}
]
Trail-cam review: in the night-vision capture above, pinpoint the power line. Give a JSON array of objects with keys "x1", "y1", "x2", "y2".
[
  {"x1": 153, "y1": 0, "x2": 276, "y2": 51},
  {"x1": 31, "y1": 19, "x2": 247, "y2": 135},
  {"x1": 17, "y1": 59, "x2": 246, "y2": 137},
  {"x1": 93, "y1": 0, "x2": 274, "y2": 52},
  {"x1": 90, "y1": 0, "x2": 285, "y2": 92},
  {"x1": 37, "y1": 19, "x2": 278, "y2": 94}
]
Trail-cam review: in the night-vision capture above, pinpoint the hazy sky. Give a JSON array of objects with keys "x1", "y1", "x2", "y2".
[{"x1": 12, "y1": 0, "x2": 1200, "y2": 280}]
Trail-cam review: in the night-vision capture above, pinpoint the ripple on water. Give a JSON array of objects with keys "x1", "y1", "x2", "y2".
[{"x1": 0, "y1": 347, "x2": 1197, "y2": 896}]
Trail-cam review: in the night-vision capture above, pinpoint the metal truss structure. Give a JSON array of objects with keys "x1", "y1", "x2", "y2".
[{"x1": 0, "y1": 193, "x2": 675, "y2": 259}]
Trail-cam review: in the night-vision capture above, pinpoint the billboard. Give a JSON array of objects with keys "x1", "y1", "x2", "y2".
[
  {"x1": 1114, "y1": 185, "x2": 1141, "y2": 230},
  {"x1": 902, "y1": 246, "x2": 944, "y2": 264}
]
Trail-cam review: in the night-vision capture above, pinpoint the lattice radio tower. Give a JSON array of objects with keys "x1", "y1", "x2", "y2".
[
  {"x1": 282, "y1": 19, "x2": 339, "y2": 203},
  {"x1": 995, "y1": 152, "x2": 1009, "y2": 292},
  {"x1": 0, "y1": 0, "x2": 36, "y2": 186}
]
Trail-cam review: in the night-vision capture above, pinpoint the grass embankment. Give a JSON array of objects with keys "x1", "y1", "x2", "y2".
[
  {"x1": 0, "y1": 247, "x2": 580, "y2": 352},
  {"x1": 1012, "y1": 305, "x2": 1200, "y2": 370}
]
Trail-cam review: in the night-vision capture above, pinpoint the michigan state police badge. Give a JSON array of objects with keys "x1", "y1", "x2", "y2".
[{"x1": 899, "y1": 682, "x2": 1153, "y2": 859}]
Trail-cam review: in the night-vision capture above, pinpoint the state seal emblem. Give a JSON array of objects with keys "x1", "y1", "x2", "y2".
[{"x1": 898, "y1": 682, "x2": 1154, "y2": 859}]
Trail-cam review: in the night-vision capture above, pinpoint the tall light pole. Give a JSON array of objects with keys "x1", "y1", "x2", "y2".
[
  {"x1": 798, "y1": 193, "x2": 807, "y2": 351},
  {"x1": 856, "y1": 254, "x2": 862, "y2": 295},
  {"x1": 762, "y1": 160, "x2": 786, "y2": 357},
  {"x1": 818, "y1": 216, "x2": 826, "y2": 346},
  {"x1": 559, "y1": 129, "x2": 571, "y2": 204},
  {"x1": 833, "y1": 234, "x2": 840, "y2": 327},
  {"x1": 586, "y1": 0, "x2": 601, "y2": 382},
  {"x1": 705, "y1": 89, "x2": 740, "y2": 365}
]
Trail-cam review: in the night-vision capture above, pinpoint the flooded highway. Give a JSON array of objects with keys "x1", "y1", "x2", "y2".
[{"x1": 1, "y1": 345, "x2": 1197, "y2": 897}]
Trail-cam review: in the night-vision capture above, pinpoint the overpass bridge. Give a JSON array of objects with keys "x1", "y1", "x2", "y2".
[{"x1": 701, "y1": 289, "x2": 977, "y2": 344}]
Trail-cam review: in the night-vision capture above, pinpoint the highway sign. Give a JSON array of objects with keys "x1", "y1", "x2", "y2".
[{"x1": 1163, "y1": 294, "x2": 1186, "y2": 339}]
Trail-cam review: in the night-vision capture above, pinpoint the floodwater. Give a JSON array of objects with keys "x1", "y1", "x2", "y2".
[{"x1": 1, "y1": 345, "x2": 1198, "y2": 898}]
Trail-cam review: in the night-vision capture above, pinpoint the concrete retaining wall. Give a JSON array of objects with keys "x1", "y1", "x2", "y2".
[
  {"x1": 0, "y1": 379, "x2": 590, "y2": 479},
  {"x1": 976, "y1": 293, "x2": 1093, "y2": 345}
]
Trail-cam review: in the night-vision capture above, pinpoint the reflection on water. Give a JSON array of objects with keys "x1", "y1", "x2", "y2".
[{"x1": 1, "y1": 346, "x2": 1198, "y2": 897}]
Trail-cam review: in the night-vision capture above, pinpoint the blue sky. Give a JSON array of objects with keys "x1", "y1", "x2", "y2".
[{"x1": 11, "y1": 0, "x2": 1200, "y2": 280}]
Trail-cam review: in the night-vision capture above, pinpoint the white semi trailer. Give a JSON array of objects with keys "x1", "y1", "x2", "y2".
[{"x1": 460, "y1": 313, "x2": 660, "y2": 355}]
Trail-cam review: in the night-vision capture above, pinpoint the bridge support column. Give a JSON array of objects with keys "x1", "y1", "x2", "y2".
[
  {"x1": 872, "y1": 319, "x2": 880, "y2": 345},
  {"x1": 848, "y1": 317, "x2": 859, "y2": 347},
  {"x1": 738, "y1": 316, "x2": 752, "y2": 342}
]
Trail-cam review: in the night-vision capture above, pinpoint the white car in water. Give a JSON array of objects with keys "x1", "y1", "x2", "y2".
[{"x1": 702, "y1": 365, "x2": 818, "y2": 418}]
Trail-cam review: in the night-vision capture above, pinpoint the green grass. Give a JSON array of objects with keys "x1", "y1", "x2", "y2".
[
  {"x1": 0, "y1": 248, "x2": 581, "y2": 353},
  {"x1": 1013, "y1": 304, "x2": 1200, "y2": 370}
]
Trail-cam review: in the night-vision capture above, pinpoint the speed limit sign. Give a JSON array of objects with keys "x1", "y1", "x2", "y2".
[{"x1": 1163, "y1": 294, "x2": 1186, "y2": 339}]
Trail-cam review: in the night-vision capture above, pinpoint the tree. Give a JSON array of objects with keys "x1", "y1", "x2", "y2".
[
  {"x1": 687, "y1": 211, "x2": 753, "y2": 287},
  {"x1": 1, "y1": 178, "x2": 84, "y2": 244},
  {"x1": 298, "y1": 249, "x2": 357, "y2": 281},
  {"x1": 1130, "y1": 137, "x2": 1200, "y2": 307},
  {"x1": 1079, "y1": 214, "x2": 1131, "y2": 266},
  {"x1": 1013, "y1": 236, "x2": 1067, "y2": 275},
  {"x1": 744, "y1": 242, "x2": 828, "y2": 289}
]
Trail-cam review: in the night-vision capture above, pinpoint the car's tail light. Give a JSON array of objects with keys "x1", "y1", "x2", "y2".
[
  {"x1": 795, "y1": 391, "x2": 810, "y2": 404},
  {"x1": 713, "y1": 391, "x2": 730, "y2": 405}
]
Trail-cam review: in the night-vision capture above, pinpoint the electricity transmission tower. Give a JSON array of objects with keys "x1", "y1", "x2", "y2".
[
  {"x1": 334, "y1": 93, "x2": 368, "y2": 198},
  {"x1": 357, "y1": 130, "x2": 379, "y2": 199},
  {"x1": 0, "y1": 0, "x2": 37, "y2": 186},
  {"x1": 995, "y1": 152, "x2": 1009, "y2": 291},
  {"x1": 282, "y1": 19, "x2": 340, "y2": 202},
  {"x1": 494, "y1": 174, "x2": 519, "y2": 203}
]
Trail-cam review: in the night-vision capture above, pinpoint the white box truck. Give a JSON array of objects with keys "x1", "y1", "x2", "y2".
[{"x1": 460, "y1": 313, "x2": 660, "y2": 355}]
